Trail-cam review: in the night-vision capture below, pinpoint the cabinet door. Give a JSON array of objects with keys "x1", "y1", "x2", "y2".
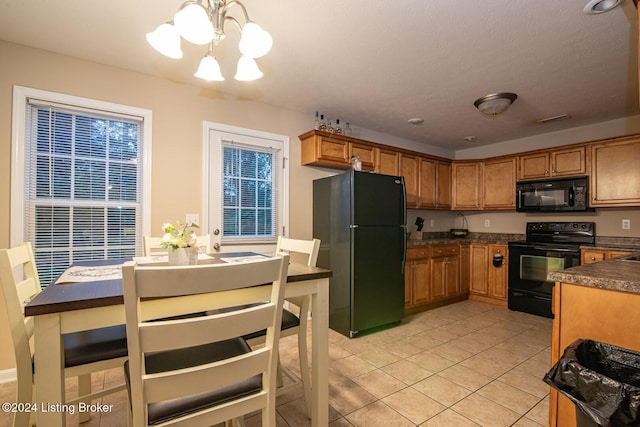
[
  {"x1": 483, "y1": 157, "x2": 516, "y2": 209},
  {"x1": 518, "y1": 152, "x2": 550, "y2": 180},
  {"x1": 400, "y1": 154, "x2": 419, "y2": 208},
  {"x1": 377, "y1": 149, "x2": 399, "y2": 176},
  {"x1": 317, "y1": 135, "x2": 349, "y2": 165},
  {"x1": 606, "y1": 250, "x2": 632, "y2": 260},
  {"x1": 459, "y1": 245, "x2": 470, "y2": 295},
  {"x1": 437, "y1": 162, "x2": 452, "y2": 208},
  {"x1": 551, "y1": 146, "x2": 587, "y2": 177},
  {"x1": 591, "y1": 138, "x2": 640, "y2": 207},
  {"x1": 413, "y1": 258, "x2": 431, "y2": 304},
  {"x1": 430, "y1": 256, "x2": 446, "y2": 301},
  {"x1": 404, "y1": 263, "x2": 413, "y2": 305},
  {"x1": 445, "y1": 255, "x2": 460, "y2": 297},
  {"x1": 488, "y1": 245, "x2": 508, "y2": 300},
  {"x1": 452, "y1": 162, "x2": 483, "y2": 210},
  {"x1": 350, "y1": 142, "x2": 376, "y2": 172},
  {"x1": 469, "y1": 244, "x2": 489, "y2": 295},
  {"x1": 418, "y1": 157, "x2": 437, "y2": 208}
]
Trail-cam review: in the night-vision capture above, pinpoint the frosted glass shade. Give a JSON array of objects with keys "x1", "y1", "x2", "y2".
[
  {"x1": 195, "y1": 55, "x2": 224, "y2": 81},
  {"x1": 174, "y1": 3, "x2": 214, "y2": 45},
  {"x1": 239, "y1": 22, "x2": 272, "y2": 58},
  {"x1": 146, "y1": 23, "x2": 183, "y2": 59},
  {"x1": 234, "y1": 56, "x2": 263, "y2": 81}
]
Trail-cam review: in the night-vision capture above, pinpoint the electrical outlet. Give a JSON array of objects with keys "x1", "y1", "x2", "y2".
[
  {"x1": 186, "y1": 214, "x2": 200, "y2": 226},
  {"x1": 622, "y1": 219, "x2": 631, "y2": 230},
  {"x1": 484, "y1": 219, "x2": 491, "y2": 228},
  {"x1": 430, "y1": 219, "x2": 435, "y2": 227}
]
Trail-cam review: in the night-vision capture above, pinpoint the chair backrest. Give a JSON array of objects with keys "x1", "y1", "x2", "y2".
[
  {"x1": 0, "y1": 242, "x2": 41, "y2": 394},
  {"x1": 122, "y1": 255, "x2": 289, "y2": 426},
  {"x1": 275, "y1": 237, "x2": 320, "y2": 267},
  {"x1": 143, "y1": 235, "x2": 211, "y2": 256}
]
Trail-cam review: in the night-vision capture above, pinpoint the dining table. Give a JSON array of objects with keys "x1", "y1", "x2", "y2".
[{"x1": 24, "y1": 252, "x2": 332, "y2": 427}]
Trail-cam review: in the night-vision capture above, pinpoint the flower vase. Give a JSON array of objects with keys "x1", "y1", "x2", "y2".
[{"x1": 167, "y1": 247, "x2": 198, "y2": 266}]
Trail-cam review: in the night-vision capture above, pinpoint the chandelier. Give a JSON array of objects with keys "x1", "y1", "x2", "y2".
[{"x1": 146, "y1": 0, "x2": 273, "y2": 81}]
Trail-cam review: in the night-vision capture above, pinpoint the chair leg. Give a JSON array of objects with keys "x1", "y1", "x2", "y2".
[
  {"x1": 77, "y1": 374, "x2": 92, "y2": 423},
  {"x1": 14, "y1": 372, "x2": 33, "y2": 427},
  {"x1": 297, "y1": 296, "x2": 312, "y2": 416}
]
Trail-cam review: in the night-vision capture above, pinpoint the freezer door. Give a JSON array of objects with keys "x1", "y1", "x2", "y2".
[
  {"x1": 351, "y1": 226, "x2": 405, "y2": 334},
  {"x1": 352, "y1": 171, "x2": 406, "y2": 227}
]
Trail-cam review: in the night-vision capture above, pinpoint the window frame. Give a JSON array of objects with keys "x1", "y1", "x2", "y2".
[{"x1": 10, "y1": 85, "x2": 152, "y2": 256}]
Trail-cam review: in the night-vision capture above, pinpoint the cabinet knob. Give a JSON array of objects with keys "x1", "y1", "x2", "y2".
[{"x1": 590, "y1": 256, "x2": 596, "y2": 260}]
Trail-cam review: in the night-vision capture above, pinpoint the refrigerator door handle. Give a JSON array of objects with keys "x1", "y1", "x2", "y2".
[{"x1": 401, "y1": 225, "x2": 407, "y2": 274}]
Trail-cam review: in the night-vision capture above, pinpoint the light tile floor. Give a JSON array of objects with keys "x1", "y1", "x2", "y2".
[{"x1": 0, "y1": 301, "x2": 552, "y2": 426}]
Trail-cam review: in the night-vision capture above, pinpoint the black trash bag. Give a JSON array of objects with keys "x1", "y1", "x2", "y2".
[{"x1": 544, "y1": 339, "x2": 640, "y2": 426}]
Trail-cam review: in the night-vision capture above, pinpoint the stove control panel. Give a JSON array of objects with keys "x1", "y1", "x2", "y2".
[{"x1": 526, "y1": 222, "x2": 595, "y2": 234}]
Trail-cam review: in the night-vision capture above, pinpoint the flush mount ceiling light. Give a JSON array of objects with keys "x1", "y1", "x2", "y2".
[
  {"x1": 473, "y1": 92, "x2": 518, "y2": 118},
  {"x1": 407, "y1": 117, "x2": 425, "y2": 125},
  {"x1": 583, "y1": 0, "x2": 625, "y2": 14},
  {"x1": 147, "y1": 0, "x2": 273, "y2": 81}
]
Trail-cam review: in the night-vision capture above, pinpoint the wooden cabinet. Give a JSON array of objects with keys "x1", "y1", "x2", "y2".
[
  {"x1": 300, "y1": 131, "x2": 351, "y2": 169},
  {"x1": 518, "y1": 146, "x2": 587, "y2": 181},
  {"x1": 451, "y1": 161, "x2": 483, "y2": 210},
  {"x1": 377, "y1": 148, "x2": 399, "y2": 176},
  {"x1": 350, "y1": 142, "x2": 376, "y2": 171},
  {"x1": 550, "y1": 282, "x2": 640, "y2": 426},
  {"x1": 418, "y1": 158, "x2": 451, "y2": 209},
  {"x1": 430, "y1": 245, "x2": 460, "y2": 301},
  {"x1": 405, "y1": 247, "x2": 430, "y2": 307},
  {"x1": 459, "y1": 244, "x2": 470, "y2": 295},
  {"x1": 590, "y1": 136, "x2": 640, "y2": 207},
  {"x1": 581, "y1": 248, "x2": 633, "y2": 264},
  {"x1": 483, "y1": 157, "x2": 516, "y2": 209},
  {"x1": 469, "y1": 243, "x2": 508, "y2": 305},
  {"x1": 399, "y1": 153, "x2": 419, "y2": 207}
]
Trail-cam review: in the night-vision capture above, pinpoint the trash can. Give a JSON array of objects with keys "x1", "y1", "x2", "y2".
[{"x1": 544, "y1": 339, "x2": 640, "y2": 426}]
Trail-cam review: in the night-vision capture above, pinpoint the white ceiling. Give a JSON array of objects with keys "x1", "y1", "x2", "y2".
[{"x1": 1, "y1": 0, "x2": 638, "y2": 150}]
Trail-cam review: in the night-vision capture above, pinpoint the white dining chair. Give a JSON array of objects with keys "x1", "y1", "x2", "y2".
[
  {"x1": 245, "y1": 236, "x2": 320, "y2": 414},
  {"x1": 121, "y1": 254, "x2": 289, "y2": 427},
  {"x1": 143, "y1": 235, "x2": 211, "y2": 256},
  {"x1": 0, "y1": 242, "x2": 128, "y2": 427}
]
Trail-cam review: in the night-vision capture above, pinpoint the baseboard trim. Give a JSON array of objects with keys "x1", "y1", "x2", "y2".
[{"x1": 0, "y1": 368, "x2": 16, "y2": 384}]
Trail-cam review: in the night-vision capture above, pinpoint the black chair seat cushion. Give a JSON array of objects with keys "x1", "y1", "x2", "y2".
[
  {"x1": 207, "y1": 303, "x2": 300, "y2": 340},
  {"x1": 124, "y1": 338, "x2": 262, "y2": 425},
  {"x1": 63, "y1": 325, "x2": 128, "y2": 368}
]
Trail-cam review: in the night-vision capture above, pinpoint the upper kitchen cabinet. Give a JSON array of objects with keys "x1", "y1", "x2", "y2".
[
  {"x1": 399, "y1": 153, "x2": 419, "y2": 207},
  {"x1": 518, "y1": 146, "x2": 588, "y2": 181},
  {"x1": 483, "y1": 157, "x2": 516, "y2": 209},
  {"x1": 349, "y1": 142, "x2": 376, "y2": 171},
  {"x1": 590, "y1": 136, "x2": 640, "y2": 207},
  {"x1": 300, "y1": 130, "x2": 351, "y2": 169},
  {"x1": 451, "y1": 161, "x2": 483, "y2": 210},
  {"x1": 419, "y1": 158, "x2": 451, "y2": 209},
  {"x1": 376, "y1": 148, "x2": 399, "y2": 176}
]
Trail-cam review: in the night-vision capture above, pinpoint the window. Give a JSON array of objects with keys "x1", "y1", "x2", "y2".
[{"x1": 11, "y1": 86, "x2": 152, "y2": 286}]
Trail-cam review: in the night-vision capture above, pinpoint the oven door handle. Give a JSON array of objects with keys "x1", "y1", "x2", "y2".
[{"x1": 514, "y1": 244, "x2": 580, "y2": 253}]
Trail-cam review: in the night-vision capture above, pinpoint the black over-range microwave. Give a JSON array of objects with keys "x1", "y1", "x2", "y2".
[{"x1": 516, "y1": 176, "x2": 591, "y2": 212}]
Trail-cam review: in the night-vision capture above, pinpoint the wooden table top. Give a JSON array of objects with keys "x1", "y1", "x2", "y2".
[{"x1": 25, "y1": 253, "x2": 332, "y2": 317}]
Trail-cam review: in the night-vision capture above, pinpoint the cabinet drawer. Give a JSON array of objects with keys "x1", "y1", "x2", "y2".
[
  {"x1": 407, "y1": 247, "x2": 430, "y2": 259},
  {"x1": 431, "y1": 245, "x2": 459, "y2": 257}
]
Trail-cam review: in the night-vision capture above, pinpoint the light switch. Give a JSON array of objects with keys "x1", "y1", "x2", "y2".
[{"x1": 186, "y1": 214, "x2": 200, "y2": 226}]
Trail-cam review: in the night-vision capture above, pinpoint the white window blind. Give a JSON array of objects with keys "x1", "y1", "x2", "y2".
[
  {"x1": 24, "y1": 101, "x2": 144, "y2": 286},
  {"x1": 222, "y1": 142, "x2": 278, "y2": 241}
]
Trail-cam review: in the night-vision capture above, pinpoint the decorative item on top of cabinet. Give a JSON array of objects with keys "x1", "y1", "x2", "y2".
[
  {"x1": 590, "y1": 136, "x2": 640, "y2": 207},
  {"x1": 419, "y1": 157, "x2": 451, "y2": 209},
  {"x1": 451, "y1": 161, "x2": 483, "y2": 210},
  {"x1": 483, "y1": 157, "x2": 517, "y2": 209},
  {"x1": 518, "y1": 146, "x2": 588, "y2": 181}
]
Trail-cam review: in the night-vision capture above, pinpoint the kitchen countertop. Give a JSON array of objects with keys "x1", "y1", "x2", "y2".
[
  {"x1": 407, "y1": 232, "x2": 522, "y2": 247},
  {"x1": 548, "y1": 253, "x2": 640, "y2": 295}
]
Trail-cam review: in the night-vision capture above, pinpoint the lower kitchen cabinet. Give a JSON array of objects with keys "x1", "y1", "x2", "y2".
[
  {"x1": 405, "y1": 247, "x2": 430, "y2": 308},
  {"x1": 468, "y1": 243, "x2": 508, "y2": 306},
  {"x1": 430, "y1": 245, "x2": 460, "y2": 301}
]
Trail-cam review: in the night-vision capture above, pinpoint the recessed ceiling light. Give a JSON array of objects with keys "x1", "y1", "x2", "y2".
[
  {"x1": 407, "y1": 118, "x2": 424, "y2": 125},
  {"x1": 583, "y1": 0, "x2": 625, "y2": 15},
  {"x1": 536, "y1": 114, "x2": 572, "y2": 124},
  {"x1": 464, "y1": 136, "x2": 477, "y2": 142}
]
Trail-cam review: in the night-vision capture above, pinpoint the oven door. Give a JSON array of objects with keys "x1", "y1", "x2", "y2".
[{"x1": 507, "y1": 242, "x2": 581, "y2": 318}]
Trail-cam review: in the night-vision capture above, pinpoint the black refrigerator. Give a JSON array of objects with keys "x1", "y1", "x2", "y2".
[{"x1": 313, "y1": 170, "x2": 406, "y2": 338}]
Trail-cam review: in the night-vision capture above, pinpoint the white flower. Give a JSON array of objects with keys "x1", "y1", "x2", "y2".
[{"x1": 160, "y1": 220, "x2": 200, "y2": 251}]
